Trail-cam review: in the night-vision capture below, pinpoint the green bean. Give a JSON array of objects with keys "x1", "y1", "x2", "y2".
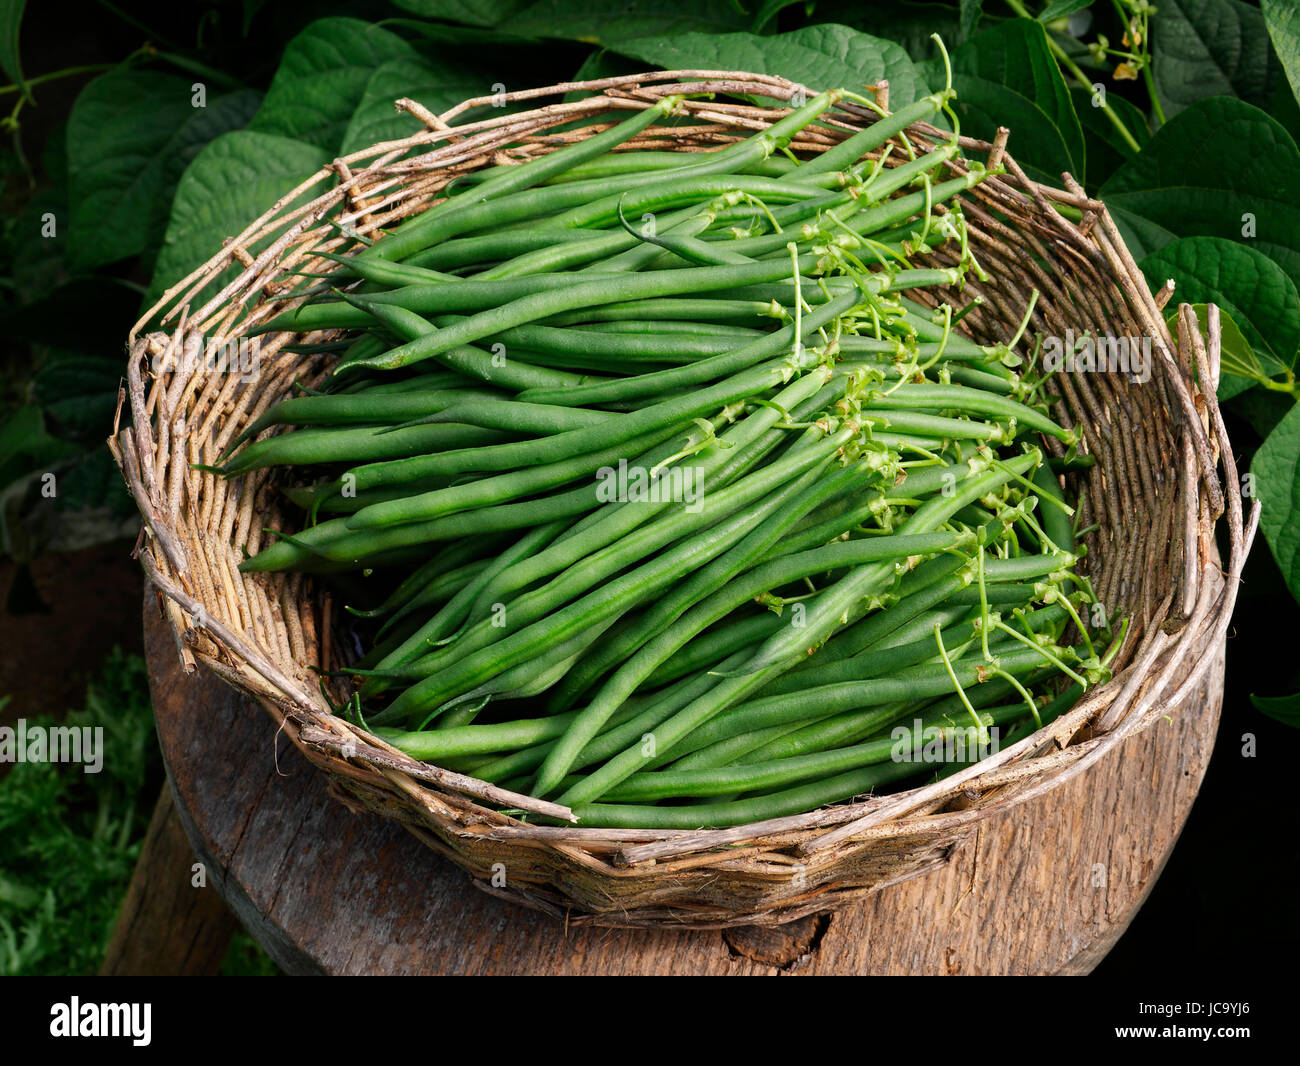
[
  {"x1": 492, "y1": 323, "x2": 745, "y2": 362},
  {"x1": 405, "y1": 229, "x2": 597, "y2": 272},
  {"x1": 473, "y1": 647, "x2": 756, "y2": 785},
  {"x1": 1032, "y1": 464, "x2": 1075, "y2": 554},
  {"x1": 579, "y1": 319, "x2": 766, "y2": 338},
  {"x1": 377, "y1": 422, "x2": 854, "y2": 722},
  {"x1": 865, "y1": 383, "x2": 1072, "y2": 442},
  {"x1": 543, "y1": 453, "x2": 871, "y2": 716},
  {"x1": 372, "y1": 697, "x2": 647, "y2": 761},
  {"x1": 547, "y1": 526, "x2": 971, "y2": 804},
  {"x1": 375, "y1": 519, "x2": 569, "y2": 674},
  {"x1": 342, "y1": 254, "x2": 868, "y2": 373},
  {"x1": 515, "y1": 289, "x2": 864, "y2": 408},
  {"x1": 343, "y1": 359, "x2": 833, "y2": 530},
  {"x1": 459, "y1": 368, "x2": 832, "y2": 638},
  {"x1": 365, "y1": 97, "x2": 683, "y2": 262},
  {"x1": 363, "y1": 534, "x2": 501, "y2": 621},
  {"x1": 604, "y1": 717, "x2": 984, "y2": 803},
  {"x1": 237, "y1": 422, "x2": 691, "y2": 571},
  {"x1": 221, "y1": 388, "x2": 502, "y2": 460},
  {"x1": 397, "y1": 399, "x2": 617, "y2": 436},
  {"x1": 540, "y1": 298, "x2": 779, "y2": 328},
  {"x1": 726, "y1": 451, "x2": 1042, "y2": 679},
  {"x1": 568, "y1": 758, "x2": 925, "y2": 829},
  {"x1": 220, "y1": 421, "x2": 510, "y2": 476},
  {"x1": 640, "y1": 613, "x2": 780, "y2": 689},
  {"x1": 596, "y1": 643, "x2": 1055, "y2": 803},
  {"x1": 791, "y1": 92, "x2": 951, "y2": 180}
]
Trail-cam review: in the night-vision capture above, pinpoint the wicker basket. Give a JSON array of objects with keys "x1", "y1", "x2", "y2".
[{"x1": 111, "y1": 70, "x2": 1255, "y2": 928}]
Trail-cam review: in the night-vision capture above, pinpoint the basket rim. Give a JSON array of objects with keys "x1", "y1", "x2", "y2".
[{"x1": 110, "y1": 69, "x2": 1256, "y2": 897}]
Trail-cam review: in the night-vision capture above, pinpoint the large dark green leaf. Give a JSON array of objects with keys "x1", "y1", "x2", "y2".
[
  {"x1": 340, "y1": 57, "x2": 490, "y2": 155},
  {"x1": 1151, "y1": 0, "x2": 1275, "y2": 118},
  {"x1": 389, "y1": 0, "x2": 532, "y2": 25},
  {"x1": 0, "y1": 0, "x2": 26, "y2": 99},
  {"x1": 751, "y1": 0, "x2": 805, "y2": 34},
  {"x1": 1263, "y1": 0, "x2": 1300, "y2": 107},
  {"x1": 33, "y1": 351, "x2": 123, "y2": 443},
  {"x1": 1140, "y1": 237, "x2": 1300, "y2": 400},
  {"x1": 1039, "y1": 0, "x2": 1095, "y2": 19},
  {"x1": 0, "y1": 407, "x2": 79, "y2": 491},
  {"x1": 146, "y1": 131, "x2": 331, "y2": 310},
  {"x1": 608, "y1": 24, "x2": 929, "y2": 108},
  {"x1": 1251, "y1": 691, "x2": 1300, "y2": 728},
  {"x1": 1252, "y1": 401, "x2": 1300, "y2": 602},
  {"x1": 508, "y1": 0, "x2": 750, "y2": 45},
  {"x1": 248, "y1": 18, "x2": 417, "y2": 152},
  {"x1": 1, "y1": 278, "x2": 140, "y2": 351},
  {"x1": 1101, "y1": 97, "x2": 1300, "y2": 291},
  {"x1": 1069, "y1": 86, "x2": 1149, "y2": 183},
  {"x1": 945, "y1": 18, "x2": 1085, "y2": 181},
  {"x1": 807, "y1": 2, "x2": 960, "y2": 65},
  {"x1": 66, "y1": 71, "x2": 261, "y2": 271}
]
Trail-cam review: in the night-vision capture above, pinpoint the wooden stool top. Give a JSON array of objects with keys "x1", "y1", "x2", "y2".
[{"x1": 145, "y1": 590, "x2": 1224, "y2": 975}]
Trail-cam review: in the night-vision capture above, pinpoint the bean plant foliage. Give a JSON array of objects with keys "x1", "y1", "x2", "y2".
[{"x1": 2, "y1": 0, "x2": 1300, "y2": 721}]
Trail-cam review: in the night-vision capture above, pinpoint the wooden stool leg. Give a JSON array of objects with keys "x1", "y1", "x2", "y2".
[{"x1": 100, "y1": 782, "x2": 238, "y2": 976}]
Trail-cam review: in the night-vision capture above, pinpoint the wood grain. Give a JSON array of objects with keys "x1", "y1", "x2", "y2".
[{"x1": 146, "y1": 587, "x2": 1225, "y2": 975}]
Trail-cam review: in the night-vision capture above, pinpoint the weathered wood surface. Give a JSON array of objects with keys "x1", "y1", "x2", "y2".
[
  {"x1": 100, "y1": 785, "x2": 238, "y2": 976},
  {"x1": 145, "y1": 588, "x2": 1225, "y2": 975}
]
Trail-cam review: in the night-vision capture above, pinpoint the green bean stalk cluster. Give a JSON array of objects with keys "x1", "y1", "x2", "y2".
[{"x1": 219, "y1": 70, "x2": 1117, "y2": 829}]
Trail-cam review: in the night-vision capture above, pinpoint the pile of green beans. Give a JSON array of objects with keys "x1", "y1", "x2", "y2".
[{"x1": 221, "y1": 77, "x2": 1117, "y2": 828}]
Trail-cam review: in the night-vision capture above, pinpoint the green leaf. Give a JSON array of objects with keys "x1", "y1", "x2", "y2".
[
  {"x1": 146, "y1": 130, "x2": 331, "y2": 311},
  {"x1": 381, "y1": 17, "x2": 539, "y2": 47},
  {"x1": 66, "y1": 71, "x2": 260, "y2": 271},
  {"x1": 959, "y1": 0, "x2": 983, "y2": 41},
  {"x1": 510, "y1": 0, "x2": 751, "y2": 45},
  {"x1": 751, "y1": 0, "x2": 807, "y2": 34},
  {"x1": 339, "y1": 57, "x2": 490, "y2": 155},
  {"x1": 1069, "y1": 86, "x2": 1149, "y2": 183},
  {"x1": 1226, "y1": 385, "x2": 1293, "y2": 443},
  {"x1": 566, "y1": 48, "x2": 643, "y2": 101},
  {"x1": 1250, "y1": 691, "x2": 1300, "y2": 728},
  {"x1": 0, "y1": 0, "x2": 27, "y2": 100},
  {"x1": 1101, "y1": 97, "x2": 1300, "y2": 291},
  {"x1": 1, "y1": 277, "x2": 140, "y2": 351},
  {"x1": 1151, "y1": 0, "x2": 1276, "y2": 118},
  {"x1": 608, "y1": 24, "x2": 928, "y2": 108},
  {"x1": 945, "y1": 18, "x2": 1085, "y2": 180},
  {"x1": 248, "y1": 17, "x2": 417, "y2": 152},
  {"x1": 389, "y1": 0, "x2": 532, "y2": 25},
  {"x1": 33, "y1": 350, "x2": 124, "y2": 443},
  {"x1": 807, "y1": 2, "x2": 961, "y2": 65},
  {"x1": 1263, "y1": 0, "x2": 1300, "y2": 108},
  {"x1": 1252, "y1": 401, "x2": 1300, "y2": 602},
  {"x1": 922, "y1": 74, "x2": 1071, "y2": 186},
  {"x1": 1039, "y1": 0, "x2": 1095, "y2": 20},
  {"x1": 1140, "y1": 237, "x2": 1300, "y2": 399},
  {"x1": 0, "y1": 406, "x2": 71, "y2": 467}
]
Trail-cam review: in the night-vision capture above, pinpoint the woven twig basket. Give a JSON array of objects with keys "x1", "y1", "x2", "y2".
[{"x1": 111, "y1": 71, "x2": 1255, "y2": 928}]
